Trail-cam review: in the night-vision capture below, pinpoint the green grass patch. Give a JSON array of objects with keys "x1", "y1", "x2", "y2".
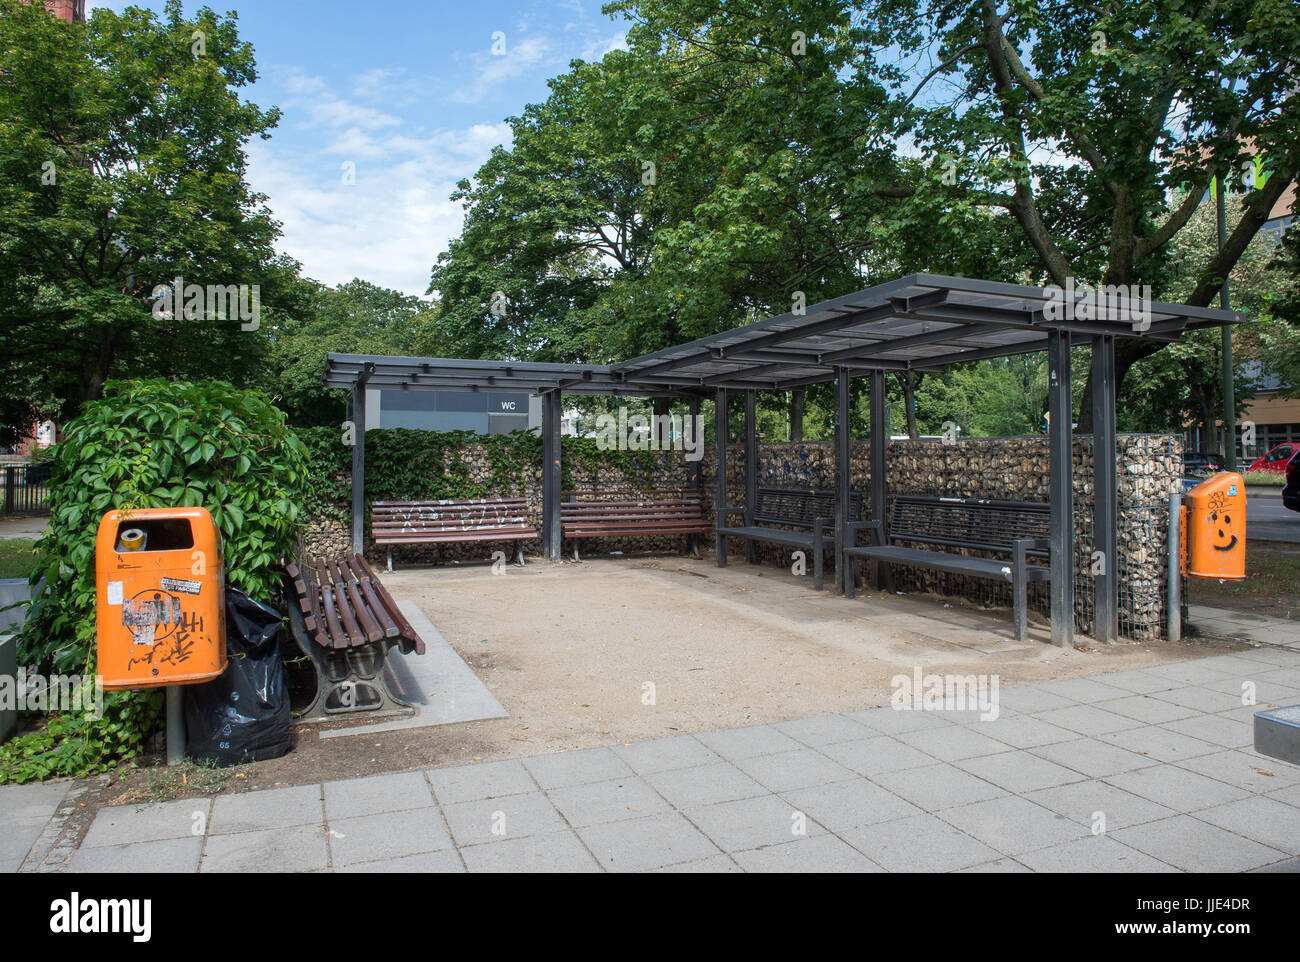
[
  {"x1": 0, "y1": 538, "x2": 38, "y2": 579},
  {"x1": 1188, "y1": 547, "x2": 1300, "y2": 620},
  {"x1": 1243, "y1": 470, "x2": 1286, "y2": 486}
]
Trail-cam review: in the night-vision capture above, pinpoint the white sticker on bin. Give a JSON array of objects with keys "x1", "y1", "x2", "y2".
[{"x1": 106, "y1": 581, "x2": 123, "y2": 606}]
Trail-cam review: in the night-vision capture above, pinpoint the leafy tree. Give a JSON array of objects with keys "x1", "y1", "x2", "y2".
[
  {"x1": 261, "y1": 276, "x2": 432, "y2": 427},
  {"x1": 0, "y1": 0, "x2": 281, "y2": 442},
  {"x1": 610, "y1": 0, "x2": 1300, "y2": 426}
]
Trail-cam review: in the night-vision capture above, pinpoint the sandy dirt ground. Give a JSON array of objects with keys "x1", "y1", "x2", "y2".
[{"x1": 99, "y1": 551, "x2": 1245, "y2": 801}]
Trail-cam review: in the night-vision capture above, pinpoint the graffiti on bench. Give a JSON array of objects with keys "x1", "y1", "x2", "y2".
[{"x1": 393, "y1": 502, "x2": 521, "y2": 534}]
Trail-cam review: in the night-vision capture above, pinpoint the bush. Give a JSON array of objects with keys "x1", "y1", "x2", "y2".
[{"x1": 4, "y1": 379, "x2": 307, "y2": 782}]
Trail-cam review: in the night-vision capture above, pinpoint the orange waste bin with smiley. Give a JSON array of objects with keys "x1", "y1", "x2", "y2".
[
  {"x1": 1182, "y1": 473, "x2": 1247, "y2": 581},
  {"x1": 95, "y1": 507, "x2": 227, "y2": 690}
]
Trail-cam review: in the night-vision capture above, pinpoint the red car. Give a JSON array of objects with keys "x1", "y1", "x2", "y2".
[
  {"x1": 1249, "y1": 441, "x2": 1300, "y2": 474},
  {"x1": 1284, "y1": 451, "x2": 1300, "y2": 513}
]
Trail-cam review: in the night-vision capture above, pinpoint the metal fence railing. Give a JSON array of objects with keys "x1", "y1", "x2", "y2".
[{"x1": 1, "y1": 463, "x2": 52, "y2": 517}]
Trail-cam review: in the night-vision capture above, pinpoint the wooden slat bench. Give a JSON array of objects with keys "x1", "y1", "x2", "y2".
[
  {"x1": 283, "y1": 553, "x2": 427, "y2": 723},
  {"x1": 843, "y1": 495, "x2": 1051, "y2": 641},
  {"x1": 371, "y1": 497, "x2": 538, "y2": 571},
  {"x1": 717, "y1": 486, "x2": 866, "y2": 590},
  {"x1": 561, "y1": 489, "x2": 711, "y2": 561}
]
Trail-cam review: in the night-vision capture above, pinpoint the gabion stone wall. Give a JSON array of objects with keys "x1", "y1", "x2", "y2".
[
  {"x1": 699, "y1": 435, "x2": 1182, "y2": 641},
  {"x1": 302, "y1": 443, "x2": 697, "y2": 565},
  {"x1": 305, "y1": 433, "x2": 1180, "y2": 641}
]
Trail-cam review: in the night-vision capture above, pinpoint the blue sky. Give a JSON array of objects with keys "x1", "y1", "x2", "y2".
[{"x1": 89, "y1": 1, "x2": 632, "y2": 297}]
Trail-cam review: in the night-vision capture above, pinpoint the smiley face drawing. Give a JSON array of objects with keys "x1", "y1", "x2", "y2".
[{"x1": 1207, "y1": 491, "x2": 1239, "y2": 552}]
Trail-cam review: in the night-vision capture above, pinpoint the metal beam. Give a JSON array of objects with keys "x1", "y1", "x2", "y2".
[
  {"x1": 714, "y1": 389, "x2": 728, "y2": 567},
  {"x1": 1047, "y1": 330, "x2": 1075, "y2": 647},
  {"x1": 744, "y1": 390, "x2": 758, "y2": 563},
  {"x1": 687, "y1": 396, "x2": 701, "y2": 492},
  {"x1": 350, "y1": 363, "x2": 374, "y2": 555},
  {"x1": 870, "y1": 370, "x2": 890, "y2": 592},
  {"x1": 1091, "y1": 336, "x2": 1118, "y2": 643},
  {"x1": 542, "y1": 390, "x2": 562, "y2": 561},
  {"x1": 835, "y1": 368, "x2": 852, "y2": 594}
]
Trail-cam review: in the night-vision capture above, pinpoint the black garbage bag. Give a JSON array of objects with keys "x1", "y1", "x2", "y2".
[{"x1": 184, "y1": 586, "x2": 291, "y2": 766}]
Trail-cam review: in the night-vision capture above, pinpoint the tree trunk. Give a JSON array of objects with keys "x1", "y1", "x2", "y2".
[
  {"x1": 789, "y1": 388, "x2": 804, "y2": 442},
  {"x1": 1075, "y1": 338, "x2": 1160, "y2": 433}
]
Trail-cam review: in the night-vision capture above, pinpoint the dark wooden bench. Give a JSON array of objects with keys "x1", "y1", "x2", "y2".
[
  {"x1": 282, "y1": 553, "x2": 427, "y2": 723},
  {"x1": 717, "y1": 486, "x2": 866, "y2": 590},
  {"x1": 561, "y1": 489, "x2": 711, "y2": 561},
  {"x1": 371, "y1": 497, "x2": 538, "y2": 571},
  {"x1": 843, "y1": 495, "x2": 1051, "y2": 641}
]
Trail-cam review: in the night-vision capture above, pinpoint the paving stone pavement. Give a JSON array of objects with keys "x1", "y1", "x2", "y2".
[{"x1": 4, "y1": 643, "x2": 1300, "y2": 873}]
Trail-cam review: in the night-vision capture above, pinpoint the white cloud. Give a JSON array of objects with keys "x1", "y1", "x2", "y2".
[
  {"x1": 248, "y1": 75, "x2": 513, "y2": 297},
  {"x1": 450, "y1": 33, "x2": 551, "y2": 105}
]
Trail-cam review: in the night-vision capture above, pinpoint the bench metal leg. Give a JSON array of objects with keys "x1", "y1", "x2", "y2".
[
  {"x1": 572, "y1": 543, "x2": 580, "y2": 563},
  {"x1": 516, "y1": 547, "x2": 526, "y2": 566},
  {"x1": 1013, "y1": 570, "x2": 1027, "y2": 642},
  {"x1": 386, "y1": 547, "x2": 392, "y2": 572},
  {"x1": 812, "y1": 532, "x2": 824, "y2": 591}
]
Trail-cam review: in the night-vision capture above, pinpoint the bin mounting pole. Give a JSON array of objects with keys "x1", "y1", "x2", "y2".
[{"x1": 166, "y1": 686, "x2": 185, "y2": 766}]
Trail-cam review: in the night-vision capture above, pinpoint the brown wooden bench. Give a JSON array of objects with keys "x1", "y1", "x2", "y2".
[
  {"x1": 560, "y1": 489, "x2": 711, "y2": 561},
  {"x1": 371, "y1": 497, "x2": 538, "y2": 570},
  {"x1": 282, "y1": 553, "x2": 427, "y2": 723}
]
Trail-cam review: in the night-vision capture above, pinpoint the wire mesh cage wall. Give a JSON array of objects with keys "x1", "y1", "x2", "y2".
[{"x1": 713, "y1": 434, "x2": 1183, "y2": 641}]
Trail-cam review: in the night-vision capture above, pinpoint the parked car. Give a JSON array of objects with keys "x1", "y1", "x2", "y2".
[
  {"x1": 1248, "y1": 441, "x2": 1300, "y2": 475},
  {"x1": 1283, "y1": 451, "x2": 1300, "y2": 513},
  {"x1": 1182, "y1": 450, "x2": 1226, "y2": 475}
]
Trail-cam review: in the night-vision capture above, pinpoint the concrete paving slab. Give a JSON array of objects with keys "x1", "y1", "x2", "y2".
[
  {"x1": 1023, "y1": 780, "x2": 1177, "y2": 831},
  {"x1": 896, "y1": 724, "x2": 1013, "y2": 762},
  {"x1": 327, "y1": 807, "x2": 453, "y2": 867},
  {"x1": 337, "y1": 850, "x2": 464, "y2": 873},
  {"x1": 1013, "y1": 834, "x2": 1176, "y2": 872},
  {"x1": 458, "y1": 830, "x2": 599, "y2": 873},
  {"x1": 871, "y1": 763, "x2": 1008, "y2": 811},
  {"x1": 1159, "y1": 713, "x2": 1254, "y2": 750},
  {"x1": 577, "y1": 811, "x2": 722, "y2": 872},
  {"x1": 522, "y1": 747, "x2": 633, "y2": 789},
  {"x1": 546, "y1": 776, "x2": 670, "y2": 827},
  {"x1": 82, "y1": 797, "x2": 211, "y2": 848},
  {"x1": 1111, "y1": 815, "x2": 1288, "y2": 872},
  {"x1": 817, "y1": 735, "x2": 938, "y2": 776},
  {"x1": 200, "y1": 823, "x2": 329, "y2": 873},
  {"x1": 644, "y1": 761, "x2": 767, "y2": 809},
  {"x1": 1099, "y1": 725, "x2": 1222, "y2": 763},
  {"x1": 322, "y1": 771, "x2": 435, "y2": 820},
  {"x1": 936, "y1": 795, "x2": 1088, "y2": 856},
  {"x1": 733, "y1": 748, "x2": 856, "y2": 794},
  {"x1": 427, "y1": 758, "x2": 537, "y2": 805},
  {"x1": 1097, "y1": 694, "x2": 1198, "y2": 724},
  {"x1": 649, "y1": 854, "x2": 742, "y2": 873},
  {"x1": 842, "y1": 706, "x2": 955, "y2": 735},
  {"x1": 209, "y1": 784, "x2": 323, "y2": 835},
  {"x1": 780, "y1": 777, "x2": 922, "y2": 833},
  {"x1": 772, "y1": 713, "x2": 875, "y2": 748},
  {"x1": 841, "y1": 812, "x2": 1002, "y2": 872},
  {"x1": 1105, "y1": 765, "x2": 1253, "y2": 811},
  {"x1": 694, "y1": 724, "x2": 804, "y2": 760},
  {"x1": 980, "y1": 714, "x2": 1083, "y2": 749},
  {"x1": 955, "y1": 750, "x2": 1089, "y2": 795},
  {"x1": 732, "y1": 833, "x2": 882, "y2": 873},
  {"x1": 1082, "y1": 670, "x2": 1177, "y2": 695},
  {"x1": 1031, "y1": 704, "x2": 1143, "y2": 737},
  {"x1": 1192, "y1": 795, "x2": 1300, "y2": 854},
  {"x1": 1029, "y1": 738, "x2": 1160, "y2": 779},
  {"x1": 69, "y1": 836, "x2": 204, "y2": 874},
  {"x1": 441, "y1": 791, "x2": 567, "y2": 846},
  {"x1": 685, "y1": 794, "x2": 825, "y2": 852},
  {"x1": 612, "y1": 735, "x2": 721, "y2": 775}
]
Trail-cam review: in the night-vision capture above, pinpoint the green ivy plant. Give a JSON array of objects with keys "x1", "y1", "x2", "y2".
[{"x1": 4, "y1": 379, "x2": 307, "y2": 784}]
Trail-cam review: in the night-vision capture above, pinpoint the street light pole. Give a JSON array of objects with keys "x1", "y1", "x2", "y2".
[{"x1": 1217, "y1": 174, "x2": 1236, "y2": 470}]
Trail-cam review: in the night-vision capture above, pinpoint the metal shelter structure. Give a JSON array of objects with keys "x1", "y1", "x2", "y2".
[{"x1": 323, "y1": 273, "x2": 1242, "y2": 646}]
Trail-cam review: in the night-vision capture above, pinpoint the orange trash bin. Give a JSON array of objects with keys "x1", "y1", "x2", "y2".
[
  {"x1": 1182, "y1": 473, "x2": 1247, "y2": 581},
  {"x1": 95, "y1": 507, "x2": 227, "y2": 690}
]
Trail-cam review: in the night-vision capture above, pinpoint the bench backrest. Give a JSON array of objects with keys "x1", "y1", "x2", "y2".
[
  {"x1": 561, "y1": 492, "x2": 704, "y2": 521},
  {"x1": 751, "y1": 487, "x2": 865, "y2": 528},
  {"x1": 371, "y1": 498, "x2": 529, "y2": 534},
  {"x1": 888, "y1": 495, "x2": 1049, "y2": 554}
]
